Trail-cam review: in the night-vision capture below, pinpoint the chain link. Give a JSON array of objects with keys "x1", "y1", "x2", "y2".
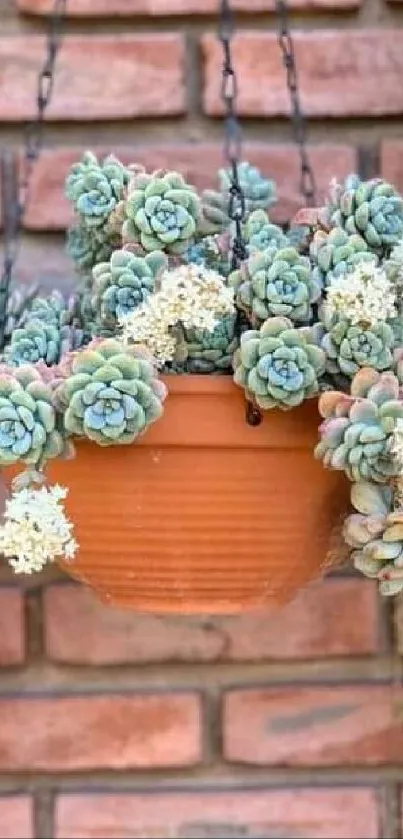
[
  {"x1": 218, "y1": 0, "x2": 247, "y2": 270},
  {"x1": 0, "y1": 0, "x2": 67, "y2": 332},
  {"x1": 275, "y1": 0, "x2": 317, "y2": 207}
]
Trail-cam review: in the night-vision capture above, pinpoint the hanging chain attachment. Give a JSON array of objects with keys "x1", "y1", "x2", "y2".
[
  {"x1": 275, "y1": 0, "x2": 317, "y2": 207},
  {"x1": 218, "y1": 0, "x2": 247, "y2": 270},
  {"x1": 0, "y1": 0, "x2": 67, "y2": 324}
]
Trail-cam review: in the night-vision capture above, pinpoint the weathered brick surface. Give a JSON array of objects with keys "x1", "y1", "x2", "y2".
[
  {"x1": 380, "y1": 140, "x2": 403, "y2": 194},
  {"x1": 18, "y1": 0, "x2": 361, "y2": 14},
  {"x1": 0, "y1": 797, "x2": 33, "y2": 839},
  {"x1": 224, "y1": 685, "x2": 403, "y2": 765},
  {"x1": 203, "y1": 31, "x2": 403, "y2": 117},
  {"x1": 0, "y1": 36, "x2": 185, "y2": 121},
  {"x1": 0, "y1": 588, "x2": 25, "y2": 666},
  {"x1": 0, "y1": 693, "x2": 201, "y2": 770},
  {"x1": 55, "y1": 789, "x2": 378, "y2": 839},
  {"x1": 45, "y1": 579, "x2": 380, "y2": 664},
  {"x1": 22, "y1": 143, "x2": 355, "y2": 230}
]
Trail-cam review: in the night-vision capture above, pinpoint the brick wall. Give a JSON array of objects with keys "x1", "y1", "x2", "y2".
[{"x1": 1, "y1": 0, "x2": 403, "y2": 837}]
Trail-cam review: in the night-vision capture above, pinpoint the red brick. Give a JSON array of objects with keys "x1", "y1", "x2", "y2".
[
  {"x1": 22, "y1": 143, "x2": 355, "y2": 231},
  {"x1": 203, "y1": 31, "x2": 403, "y2": 117},
  {"x1": 0, "y1": 589, "x2": 25, "y2": 666},
  {"x1": 45, "y1": 579, "x2": 379, "y2": 665},
  {"x1": 380, "y1": 141, "x2": 403, "y2": 193},
  {"x1": 0, "y1": 796, "x2": 33, "y2": 839},
  {"x1": 0, "y1": 693, "x2": 201, "y2": 770},
  {"x1": 224, "y1": 685, "x2": 403, "y2": 765},
  {"x1": 55, "y1": 789, "x2": 378, "y2": 839},
  {"x1": 0, "y1": 36, "x2": 185, "y2": 121},
  {"x1": 17, "y1": 0, "x2": 361, "y2": 14},
  {"x1": 393, "y1": 595, "x2": 403, "y2": 654}
]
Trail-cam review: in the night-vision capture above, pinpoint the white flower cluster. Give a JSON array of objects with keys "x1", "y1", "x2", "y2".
[
  {"x1": 0, "y1": 483, "x2": 78, "y2": 574},
  {"x1": 119, "y1": 263, "x2": 235, "y2": 366},
  {"x1": 391, "y1": 418, "x2": 403, "y2": 471},
  {"x1": 326, "y1": 260, "x2": 397, "y2": 326}
]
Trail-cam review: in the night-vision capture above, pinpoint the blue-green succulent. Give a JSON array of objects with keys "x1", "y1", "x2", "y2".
[
  {"x1": 66, "y1": 223, "x2": 118, "y2": 273},
  {"x1": 219, "y1": 161, "x2": 276, "y2": 214},
  {"x1": 170, "y1": 314, "x2": 238, "y2": 374},
  {"x1": 243, "y1": 210, "x2": 288, "y2": 254},
  {"x1": 92, "y1": 249, "x2": 167, "y2": 331},
  {"x1": 66, "y1": 151, "x2": 130, "y2": 229},
  {"x1": 58, "y1": 338, "x2": 167, "y2": 446},
  {"x1": 123, "y1": 169, "x2": 202, "y2": 254},
  {"x1": 0, "y1": 365, "x2": 65, "y2": 466},
  {"x1": 4, "y1": 319, "x2": 84, "y2": 368},
  {"x1": 185, "y1": 234, "x2": 231, "y2": 278},
  {"x1": 320, "y1": 317, "x2": 395, "y2": 379},
  {"x1": 229, "y1": 246, "x2": 320, "y2": 326},
  {"x1": 309, "y1": 226, "x2": 374, "y2": 288},
  {"x1": 233, "y1": 316, "x2": 326, "y2": 409},
  {"x1": 327, "y1": 175, "x2": 403, "y2": 253}
]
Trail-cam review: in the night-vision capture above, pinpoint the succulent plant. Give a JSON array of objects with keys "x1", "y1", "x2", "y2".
[
  {"x1": 0, "y1": 365, "x2": 65, "y2": 466},
  {"x1": 315, "y1": 367, "x2": 403, "y2": 483},
  {"x1": 309, "y1": 226, "x2": 373, "y2": 288},
  {"x1": 92, "y1": 249, "x2": 167, "y2": 331},
  {"x1": 57, "y1": 338, "x2": 167, "y2": 445},
  {"x1": 66, "y1": 151, "x2": 130, "y2": 228},
  {"x1": 320, "y1": 312, "x2": 395, "y2": 378},
  {"x1": 2, "y1": 283, "x2": 39, "y2": 346},
  {"x1": 169, "y1": 313, "x2": 238, "y2": 374},
  {"x1": 219, "y1": 161, "x2": 276, "y2": 214},
  {"x1": 343, "y1": 481, "x2": 403, "y2": 595},
  {"x1": 66, "y1": 223, "x2": 119, "y2": 273},
  {"x1": 327, "y1": 175, "x2": 403, "y2": 252},
  {"x1": 233, "y1": 316, "x2": 326, "y2": 409},
  {"x1": 243, "y1": 210, "x2": 288, "y2": 254},
  {"x1": 185, "y1": 233, "x2": 231, "y2": 278},
  {"x1": 230, "y1": 246, "x2": 321, "y2": 326},
  {"x1": 123, "y1": 169, "x2": 202, "y2": 254},
  {"x1": 199, "y1": 189, "x2": 231, "y2": 236},
  {"x1": 4, "y1": 318, "x2": 85, "y2": 368},
  {"x1": 26, "y1": 290, "x2": 80, "y2": 329}
]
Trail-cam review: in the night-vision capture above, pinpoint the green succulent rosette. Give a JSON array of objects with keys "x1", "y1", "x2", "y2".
[
  {"x1": 185, "y1": 233, "x2": 231, "y2": 278},
  {"x1": 123, "y1": 169, "x2": 202, "y2": 254},
  {"x1": 344, "y1": 481, "x2": 403, "y2": 596},
  {"x1": 170, "y1": 313, "x2": 238, "y2": 375},
  {"x1": 58, "y1": 338, "x2": 167, "y2": 446},
  {"x1": 309, "y1": 226, "x2": 373, "y2": 288},
  {"x1": 243, "y1": 210, "x2": 288, "y2": 254},
  {"x1": 233, "y1": 316, "x2": 326, "y2": 410},
  {"x1": 0, "y1": 365, "x2": 65, "y2": 466},
  {"x1": 92, "y1": 249, "x2": 167, "y2": 331},
  {"x1": 4, "y1": 319, "x2": 85, "y2": 368},
  {"x1": 67, "y1": 223, "x2": 119, "y2": 273},
  {"x1": 315, "y1": 367, "x2": 403, "y2": 482},
  {"x1": 230, "y1": 246, "x2": 321, "y2": 326},
  {"x1": 219, "y1": 161, "x2": 276, "y2": 213},
  {"x1": 66, "y1": 151, "x2": 130, "y2": 228},
  {"x1": 327, "y1": 175, "x2": 403, "y2": 252},
  {"x1": 320, "y1": 312, "x2": 395, "y2": 379}
]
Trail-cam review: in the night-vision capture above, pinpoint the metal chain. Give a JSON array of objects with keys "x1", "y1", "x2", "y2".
[
  {"x1": 218, "y1": 0, "x2": 247, "y2": 271},
  {"x1": 0, "y1": 0, "x2": 67, "y2": 342},
  {"x1": 275, "y1": 0, "x2": 317, "y2": 207}
]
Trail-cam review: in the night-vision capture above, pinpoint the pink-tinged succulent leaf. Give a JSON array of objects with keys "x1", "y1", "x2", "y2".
[
  {"x1": 334, "y1": 396, "x2": 355, "y2": 417},
  {"x1": 343, "y1": 513, "x2": 374, "y2": 547},
  {"x1": 365, "y1": 539, "x2": 402, "y2": 560},
  {"x1": 351, "y1": 480, "x2": 391, "y2": 516},
  {"x1": 383, "y1": 523, "x2": 403, "y2": 542},
  {"x1": 353, "y1": 550, "x2": 384, "y2": 578},
  {"x1": 350, "y1": 367, "x2": 380, "y2": 398},
  {"x1": 318, "y1": 390, "x2": 344, "y2": 419},
  {"x1": 318, "y1": 417, "x2": 349, "y2": 446},
  {"x1": 349, "y1": 399, "x2": 378, "y2": 424},
  {"x1": 367, "y1": 374, "x2": 400, "y2": 406}
]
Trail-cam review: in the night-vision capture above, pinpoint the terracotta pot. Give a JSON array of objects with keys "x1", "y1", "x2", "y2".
[{"x1": 5, "y1": 376, "x2": 349, "y2": 613}]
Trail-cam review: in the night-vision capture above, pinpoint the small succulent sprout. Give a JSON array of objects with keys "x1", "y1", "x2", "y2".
[
  {"x1": 0, "y1": 365, "x2": 65, "y2": 466},
  {"x1": 26, "y1": 290, "x2": 80, "y2": 329},
  {"x1": 67, "y1": 223, "x2": 118, "y2": 273},
  {"x1": 309, "y1": 226, "x2": 372, "y2": 288},
  {"x1": 321, "y1": 317, "x2": 395, "y2": 379},
  {"x1": 66, "y1": 151, "x2": 130, "y2": 228},
  {"x1": 123, "y1": 169, "x2": 202, "y2": 254},
  {"x1": 229, "y1": 246, "x2": 321, "y2": 326},
  {"x1": 327, "y1": 174, "x2": 403, "y2": 252},
  {"x1": 2, "y1": 283, "x2": 39, "y2": 347},
  {"x1": 199, "y1": 190, "x2": 231, "y2": 236},
  {"x1": 219, "y1": 161, "x2": 276, "y2": 213},
  {"x1": 315, "y1": 367, "x2": 403, "y2": 483},
  {"x1": 185, "y1": 233, "x2": 231, "y2": 278},
  {"x1": 92, "y1": 249, "x2": 167, "y2": 330},
  {"x1": 4, "y1": 320, "x2": 62, "y2": 367},
  {"x1": 344, "y1": 481, "x2": 403, "y2": 596},
  {"x1": 233, "y1": 316, "x2": 326, "y2": 410},
  {"x1": 172, "y1": 313, "x2": 239, "y2": 375},
  {"x1": 243, "y1": 209, "x2": 288, "y2": 254},
  {"x1": 58, "y1": 338, "x2": 167, "y2": 446}
]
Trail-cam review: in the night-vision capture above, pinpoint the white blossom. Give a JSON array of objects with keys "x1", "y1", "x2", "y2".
[
  {"x1": 119, "y1": 263, "x2": 235, "y2": 366},
  {"x1": 325, "y1": 260, "x2": 397, "y2": 326},
  {"x1": 0, "y1": 482, "x2": 78, "y2": 574},
  {"x1": 391, "y1": 418, "x2": 403, "y2": 471}
]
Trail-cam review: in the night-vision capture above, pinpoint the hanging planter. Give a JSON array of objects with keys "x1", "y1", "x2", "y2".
[{"x1": 7, "y1": 376, "x2": 348, "y2": 613}]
